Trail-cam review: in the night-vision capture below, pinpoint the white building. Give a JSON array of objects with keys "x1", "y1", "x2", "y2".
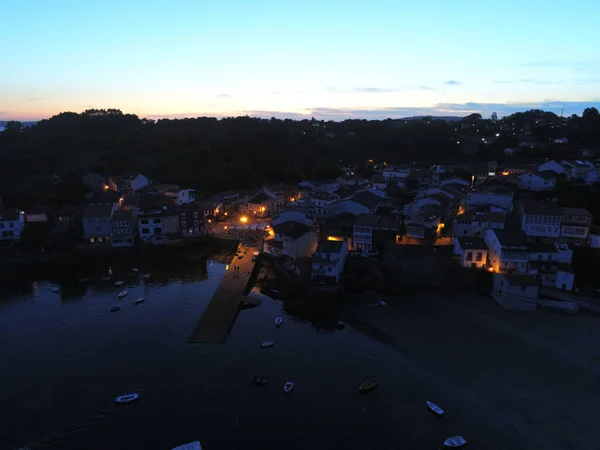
[
  {"x1": 452, "y1": 210, "x2": 505, "y2": 237},
  {"x1": 272, "y1": 207, "x2": 315, "y2": 228},
  {"x1": 108, "y1": 173, "x2": 150, "y2": 197},
  {"x1": 382, "y1": 166, "x2": 411, "y2": 181},
  {"x1": 538, "y1": 159, "x2": 565, "y2": 175},
  {"x1": 453, "y1": 237, "x2": 489, "y2": 269},
  {"x1": 266, "y1": 221, "x2": 319, "y2": 260},
  {"x1": 176, "y1": 189, "x2": 197, "y2": 205},
  {"x1": 0, "y1": 209, "x2": 25, "y2": 242},
  {"x1": 311, "y1": 191, "x2": 338, "y2": 218},
  {"x1": 518, "y1": 199, "x2": 561, "y2": 243},
  {"x1": 331, "y1": 190, "x2": 383, "y2": 217},
  {"x1": 519, "y1": 171, "x2": 557, "y2": 191},
  {"x1": 311, "y1": 240, "x2": 350, "y2": 285},
  {"x1": 561, "y1": 160, "x2": 596, "y2": 181},
  {"x1": 484, "y1": 229, "x2": 529, "y2": 273},
  {"x1": 491, "y1": 273, "x2": 538, "y2": 311},
  {"x1": 526, "y1": 242, "x2": 575, "y2": 291},
  {"x1": 353, "y1": 214, "x2": 401, "y2": 255},
  {"x1": 559, "y1": 207, "x2": 592, "y2": 246}
]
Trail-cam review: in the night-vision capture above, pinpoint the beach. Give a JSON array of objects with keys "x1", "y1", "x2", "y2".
[{"x1": 343, "y1": 289, "x2": 600, "y2": 450}]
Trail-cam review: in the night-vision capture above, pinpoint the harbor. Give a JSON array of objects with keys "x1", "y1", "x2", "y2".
[{"x1": 188, "y1": 242, "x2": 262, "y2": 343}]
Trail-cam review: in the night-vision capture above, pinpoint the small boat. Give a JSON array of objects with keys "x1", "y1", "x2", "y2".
[
  {"x1": 77, "y1": 277, "x2": 90, "y2": 282},
  {"x1": 261, "y1": 341, "x2": 274, "y2": 348},
  {"x1": 336, "y1": 320, "x2": 346, "y2": 330},
  {"x1": 110, "y1": 306, "x2": 121, "y2": 312},
  {"x1": 117, "y1": 290, "x2": 128, "y2": 299},
  {"x1": 444, "y1": 436, "x2": 467, "y2": 448},
  {"x1": 379, "y1": 300, "x2": 387, "y2": 306},
  {"x1": 132, "y1": 268, "x2": 139, "y2": 272},
  {"x1": 172, "y1": 441, "x2": 202, "y2": 450},
  {"x1": 114, "y1": 393, "x2": 139, "y2": 404},
  {"x1": 358, "y1": 379, "x2": 378, "y2": 394},
  {"x1": 274, "y1": 317, "x2": 283, "y2": 327},
  {"x1": 134, "y1": 297, "x2": 146, "y2": 305},
  {"x1": 251, "y1": 376, "x2": 268, "y2": 385},
  {"x1": 284, "y1": 381, "x2": 294, "y2": 394},
  {"x1": 426, "y1": 400, "x2": 444, "y2": 416},
  {"x1": 142, "y1": 274, "x2": 150, "y2": 279},
  {"x1": 114, "y1": 280, "x2": 124, "y2": 287},
  {"x1": 51, "y1": 287, "x2": 61, "y2": 293}
]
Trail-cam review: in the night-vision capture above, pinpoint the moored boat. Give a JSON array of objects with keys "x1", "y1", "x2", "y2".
[
  {"x1": 132, "y1": 268, "x2": 139, "y2": 272},
  {"x1": 444, "y1": 436, "x2": 467, "y2": 448},
  {"x1": 251, "y1": 376, "x2": 268, "y2": 385},
  {"x1": 284, "y1": 381, "x2": 294, "y2": 393},
  {"x1": 114, "y1": 280, "x2": 124, "y2": 286},
  {"x1": 114, "y1": 393, "x2": 139, "y2": 404},
  {"x1": 172, "y1": 441, "x2": 202, "y2": 450},
  {"x1": 261, "y1": 341, "x2": 274, "y2": 348},
  {"x1": 134, "y1": 297, "x2": 146, "y2": 304},
  {"x1": 426, "y1": 400, "x2": 444, "y2": 416},
  {"x1": 110, "y1": 306, "x2": 122, "y2": 312},
  {"x1": 358, "y1": 379, "x2": 378, "y2": 394},
  {"x1": 143, "y1": 274, "x2": 150, "y2": 279},
  {"x1": 117, "y1": 290, "x2": 128, "y2": 299},
  {"x1": 274, "y1": 317, "x2": 283, "y2": 327}
]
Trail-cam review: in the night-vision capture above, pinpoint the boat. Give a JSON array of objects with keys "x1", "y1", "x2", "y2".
[
  {"x1": 117, "y1": 290, "x2": 128, "y2": 299},
  {"x1": 134, "y1": 297, "x2": 146, "y2": 305},
  {"x1": 251, "y1": 376, "x2": 268, "y2": 385},
  {"x1": 172, "y1": 441, "x2": 202, "y2": 450},
  {"x1": 132, "y1": 268, "x2": 139, "y2": 272},
  {"x1": 379, "y1": 300, "x2": 388, "y2": 306},
  {"x1": 261, "y1": 341, "x2": 274, "y2": 348},
  {"x1": 77, "y1": 277, "x2": 90, "y2": 282},
  {"x1": 51, "y1": 287, "x2": 61, "y2": 293},
  {"x1": 274, "y1": 317, "x2": 283, "y2": 327},
  {"x1": 358, "y1": 379, "x2": 378, "y2": 394},
  {"x1": 110, "y1": 306, "x2": 122, "y2": 312},
  {"x1": 444, "y1": 436, "x2": 467, "y2": 448},
  {"x1": 284, "y1": 381, "x2": 294, "y2": 393},
  {"x1": 142, "y1": 274, "x2": 150, "y2": 279},
  {"x1": 426, "y1": 400, "x2": 444, "y2": 416},
  {"x1": 114, "y1": 280, "x2": 124, "y2": 287},
  {"x1": 114, "y1": 393, "x2": 139, "y2": 404}
]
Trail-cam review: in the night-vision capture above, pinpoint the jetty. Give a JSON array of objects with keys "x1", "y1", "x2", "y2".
[{"x1": 189, "y1": 244, "x2": 262, "y2": 343}]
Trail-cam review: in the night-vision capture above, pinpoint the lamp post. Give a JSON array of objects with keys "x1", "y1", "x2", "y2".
[{"x1": 240, "y1": 216, "x2": 248, "y2": 244}]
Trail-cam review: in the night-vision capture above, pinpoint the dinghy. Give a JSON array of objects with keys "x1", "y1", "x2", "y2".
[
  {"x1": 172, "y1": 441, "x2": 202, "y2": 450},
  {"x1": 114, "y1": 393, "x2": 139, "y2": 404},
  {"x1": 114, "y1": 280, "x2": 124, "y2": 287},
  {"x1": 358, "y1": 379, "x2": 378, "y2": 394},
  {"x1": 274, "y1": 317, "x2": 283, "y2": 327},
  {"x1": 261, "y1": 341, "x2": 274, "y2": 348},
  {"x1": 134, "y1": 297, "x2": 145, "y2": 305},
  {"x1": 426, "y1": 400, "x2": 444, "y2": 416},
  {"x1": 117, "y1": 290, "x2": 128, "y2": 299},
  {"x1": 444, "y1": 436, "x2": 467, "y2": 448},
  {"x1": 110, "y1": 306, "x2": 121, "y2": 312},
  {"x1": 284, "y1": 381, "x2": 294, "y2": 393},
  {"x1": 251, "y1": 376, "x2": 268, "y2": 385}
]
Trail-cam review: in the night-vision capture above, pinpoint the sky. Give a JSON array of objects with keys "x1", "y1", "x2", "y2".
[{"x1": 1, "y1": 0, "x2": 600, "y2": 121}]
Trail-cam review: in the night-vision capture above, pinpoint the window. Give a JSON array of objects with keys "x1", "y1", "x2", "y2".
[
  {"x1": 154, "y1": 227, "x2": 163, "y2": 235},
  {"x1": 466, "y1": 252, "x2": 473, "y2": 261},
  {"x1": 96, "y1": 227, "x2": 102, "y2": 232},
  {"x1": 141, "y1": 219, "x2": 149, "y2": 225},
  {"x1": 9, "y1": 222, "x2": 14, "y2": 228},
  {"x1": 141, "y1": 228, "x2": 150, "y2": 234},
  {"x1": 153, "y1": 218, "x2": 161, "y2": 224},
  {"x1": 193, "y1": 212, "x2": 199, "y2": 218},
  {"x1": 90, "y1": 238, "x2": 95, "y2": 243},
  {"x1": 476, "y1": 252, "x2": 482, "y2": 262},
  {"x1": 3, "y1": 230, "x2": 14, "y2": 238}
]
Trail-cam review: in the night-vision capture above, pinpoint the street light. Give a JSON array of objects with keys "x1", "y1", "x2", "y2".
[{"x1": 240, "y1": 216, "x2": 248, "y2": 242}]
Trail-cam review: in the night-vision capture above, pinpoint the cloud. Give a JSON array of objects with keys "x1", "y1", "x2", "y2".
[
  {"x1": 326, "y1": 86, "x2": 436, "y2": 94},
  {"x1": 217, "y1": 94, "x2": 232, "y2": 98},
  {"x1": 493, "y1": 78, "x2": 564, "y2": 85},
  {"x1": 445, "y1": 80, "x2": 461, "y2": 86}
]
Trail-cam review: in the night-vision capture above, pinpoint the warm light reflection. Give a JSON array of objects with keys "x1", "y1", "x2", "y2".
[
  {"x1": 327, "y1": 236, "x2": 343, "y2": 241},
  {"x1": 487, "y1": 267, "x2": 494, "y2": 272},
  {"x1": 224, "y1": 226, "x2": 228, "y2": 230},
  {"x1": 225, "y1": 264, "x2": 229, "y2": 270},
  {"x1": 240, "y1": 216, "x2": 248, "y2": 223},
  {"x1": 501, "y1": 171, "x2": 510, "y2": 176},
  {"x1": 260, "y1": 206, "x2": 265, "y2": 212}
]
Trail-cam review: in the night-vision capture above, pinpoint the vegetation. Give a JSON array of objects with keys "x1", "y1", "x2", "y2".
[{"x1": 1, "y1": 107, "x2": 599, "y2": 208}]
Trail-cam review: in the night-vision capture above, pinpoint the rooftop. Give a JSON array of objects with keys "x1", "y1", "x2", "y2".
[
  {"x1": 272, "y1": 221, "x2": 313, "y2": 239},
  {"x1": 560, "y1": 207, "x2": 592, "y2": 217},
  {"x1": 83, "y1": 204, "x2": 114, "y2": 218},
  {"x1": 520, "y1": 199, "x2": 561, "y2": 216},
  {"x1": 315, "y1": 240, "x2": 345, "y2": 254},
  {"x1": 0, "y1": 209, "x2": 21, "y2": 221},
  {"x1": 456, "y1": 236, "x2": 488, "y2": 250},
  {"x1": 313, "y1": 191, "x2": 337, "y2": 201},
  {"x1": 248, "y1": 193, "x2": 270, "y2": 204},
  {"x1": 351, "y1": 190, "x2": 382, "y2": 210},
  {"x1": 534, "y1": 170, "x2": 558, "y2": 180},
  {"x1": 491, "y1": 229, "x2": 528, "y2": 247},
  {"x1": 112, "y1": 209, "x2": 135, "y2": 221},
  {"x1": 457, "y1": 210, "x2": 506, "y2": 223},
  {"x1": 354, "y1": 214, "x2": 400, "y2": 229},
  {"x1": 500, "y1": 273, "x2": 539, "y2": 286},
  {"x1": 527, "y1": 242, "x2": 558, "y2": 253}
]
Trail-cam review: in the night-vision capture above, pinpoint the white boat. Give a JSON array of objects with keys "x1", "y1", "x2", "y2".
[
  {"x1": 134, "y1": 297, "x2": 146, "y2": 304},
  {"x1": 132, "y1": 268, "x2": 139, "y2": 272},
  {"x1": 426, "y1": 400, "x2": 444, "y2": 416},
  {"x1": 444, "y1": 436, "x2": 467, "y2": 448},
  {"x1": 114, "y1": 393, "x2": 139, "y2": 404},
  {"x1": 143, "y1": 274, "x2": 150, "y2": 279},
  {"x1": 172, "y1": 441, "x2": 202, "y2": 450},
  {"x1": 274, "y1": 317, "x2": 283, "y2": 327},
  {"x1": 261, "y1": 341, "x2": 274, "y2": 348},
  {"x1": 284, "y1": 381, "x2": 294, "y2": 393},
  {"x1": 117, "y1": 290, "x2": 129, "y2": 299},
  {"x1": 114, "y1": 280, "x2": 124, "y2": 287}
]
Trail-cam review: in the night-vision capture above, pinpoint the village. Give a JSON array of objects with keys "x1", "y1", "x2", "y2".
[{"x1": 1, "y1": 153, "x2": 600, "y2": 313}]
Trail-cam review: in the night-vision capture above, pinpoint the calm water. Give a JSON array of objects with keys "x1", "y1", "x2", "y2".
[{"x1": 1, "y1": 259, "x2": 479, "y2": 450}]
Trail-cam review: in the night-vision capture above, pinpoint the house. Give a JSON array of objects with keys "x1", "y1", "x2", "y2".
[
  {"x1": 518, "y1": 199, "x2": 562, "y2": 243},
  {"x1": 504, "y1": 147, "x2": 514, "y2": 156},
  {"x1": 519, "y1": 171, "x2": 557, "y2": 191},
  {"x1": 491, "y1": 273, "x2": 538, "y2": 311},
  {"x1": 382, "y1": 166, "x2": 411, "y2": 181},
  {"x1": 262, "y1": 184, "x2": 286, "y2": 210},
  {"x1": 211, "y1": 190, "x2": 240, "y2": 211},
  {"x1": 197, "y1": 200, "x2": 221, "y2": 220},
  {"x1": 331, "y1": 190, "x2": 383, "y2": 216},
  {"x1": 157, "y1": 184, "x2": 197, "y2": 205},
  {"x1": 589, "y1": 226, "x2": 600, "y2": 248},
  {"x1": 353, "y1": 214, "x2": 401, "y2": 255},
  {"x1": 538, "y1": 159, "x2": 565, "y2": 175},
  {"x1": 311, "y1": 191, "x2": 338, "y2": 218},
  {"x1": 179, "y1": 202, "x2": 206, "y2": 237},
  {"x1": 452, "y1": 210, "x2": 505, "y2": 237},
  {"x1": 24, "y1": 207, "x2": 49, "y2": 224},
  {"x1": 82, "y1": 204, "x2": 115, "y2": 246},
  {"x1": 559, "y1": 207, "x2": 592, "y2": 246},
  {"x1": 107, "y1": 173, "x2": 149, "y2": 197},
  {"x1": 465, "y1": 191, "x2": 513, "y2": 212},
  {"x1": 311, "y1": 240, "x2": 350, "y2": 286},
  {"x1": 484, "y1": 229, "x2": 529, "y2": 273},
  {"x1": 272, "y1": 206, "x2": 315, "y2": 228},
  {"x1": 453, "y1": 236, "x2": 489, "y2": 269},
  {"x1": 135, "y1": 195, "x2": 182, "y2": 245},
  {"x1": 560, "y1": 160, "x2": 595, "y2": 181},
  {"x1": 337, "y1": 175, "x2": 368, "y2": 187},
  {"x1": 0, "y1": 209, "x2": 25, "y2": 242},
  {"x1": 111, "y1": 209, "x2": 137, "y2": 247},
  {"x1": 526, "y1": 242, "x2": 574, "y2": 290},
  {"x1": 245, "y1": 193, "x2": 272, "y2": 218},
  {"x1": 265, "y1": 221, "x2": 319, "y2": 260},
  {"x1": 52, "y1": 205, "x2": 80, "y2": 237}
]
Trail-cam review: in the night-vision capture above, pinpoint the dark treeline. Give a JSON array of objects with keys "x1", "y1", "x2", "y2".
[{"x1": 1, "y1": 107, "x2": 599, "y2": 207}]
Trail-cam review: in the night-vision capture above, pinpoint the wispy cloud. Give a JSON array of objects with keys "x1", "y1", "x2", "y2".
[
  {"x1": 326, "y1": 85, "x2": 436, "y2": 94},
  {"x1": 493, "y1": 78, "x2": 564, "y2": 85},
  {"x1": 217, "y1": 94, "x2": 232, "y2": 98},
  {"x1": 445, "y1": 80, "x2": 461, "y2": 86}
]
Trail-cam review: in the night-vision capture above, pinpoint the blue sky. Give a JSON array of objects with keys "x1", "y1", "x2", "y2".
[{"x1": 1, "y1": 0, "x2": 599, "y2": 120}]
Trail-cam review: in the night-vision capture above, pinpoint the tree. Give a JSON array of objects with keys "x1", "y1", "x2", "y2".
[
  {"x1": 4, "y1": 120, "x2": 23, "y2": 132},
  {"x1": 491, "y1": 112, "x2": 498, "y2": 122}
]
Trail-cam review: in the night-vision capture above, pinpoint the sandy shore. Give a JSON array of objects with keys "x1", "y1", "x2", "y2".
[{"x1": 342, "y1": 289, "x2": 600, "y2": 450}]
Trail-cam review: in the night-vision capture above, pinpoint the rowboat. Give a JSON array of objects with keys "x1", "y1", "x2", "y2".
[
  {"x1": 261, "y1": 341, "x2": 274, "y2": 348},
  {"x1": 117, "y1": 290, "x2": 128, "y2": 299},
  {"x1": 172, "y1": 441, "x2": 202, "y2": 450},
  {"x1": 444, "y1": 436, "x2": 467, "y2": 447},
  {"x1": 134, "y1": 297, "x2": 146, "y2": 305},
  {"x1": 143, "y1": 274, "x2": 150, "y2": 279},
  {"x1": 358, "y1": 379, "x2": 378, "y2": 394},
  {"x1": 284, "y1": 381, "x2": 294, "y2": 393},
  {"x1": 110, "y1": 306, "x2": 121, "y2": 312},
  {"x1": 251, "y1": 376, "x2": 268, "y2": 385},
  {"x1": 426, "y1": 400, "x2": 444, "y2": 416},
  {"x1": 114, "y1": 393, "x2": 139, "y2": 404},
  {"x1": 114, "y1": 280, "x2": 124, "y2": 286},
  {"x1": 274, "y1": 317, "x2": 283, "y2": 327}
]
